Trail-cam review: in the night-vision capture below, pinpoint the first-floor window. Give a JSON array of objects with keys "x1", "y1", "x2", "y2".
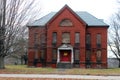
[
  {"x1": 86, "y1": 50, "x2": 91, "y2": 60},
  {"x1": 86, "y1": 50, "x2": 91, "y2": 68},
  {"x1": 40, "y1": 49, "x2": 45, "y2": 60},
  {"x1": 74, "y1": 49, "x2": 80, "y2": 61},
  {"x1": 34, "y1": 49, "x2": 39, "y2": 59},
  {"x1": 96, "y1": 50, "x2": 102, "y2": 62},
  {"x1": 52, "y1": 49, "x2": 57, "y2": 60}
]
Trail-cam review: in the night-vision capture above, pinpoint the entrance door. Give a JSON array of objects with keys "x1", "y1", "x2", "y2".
[{"x1": 60, "y1": 50, "x2": 71, "y2": 62}]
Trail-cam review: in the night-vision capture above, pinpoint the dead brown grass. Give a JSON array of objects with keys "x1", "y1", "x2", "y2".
[{"x1": 0, "y1": 65, "x2": 120, "y2": 76}]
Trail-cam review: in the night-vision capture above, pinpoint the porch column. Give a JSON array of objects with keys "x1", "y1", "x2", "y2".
[
  {"x1": 71, "y1": 48, "x2": 74, "y2": 63},
  {"x1": 57, "y1": 49, "x2": 60, "y2": 63}
]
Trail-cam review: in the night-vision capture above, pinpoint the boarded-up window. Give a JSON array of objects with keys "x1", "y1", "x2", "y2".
[
  {"x1": 62, "y1": 32, "x2": 70, "y2": 43},
  {"x1": 96, "y1": 50, "x2": 101, "y2": 61},
  {"x1": 52, "y1": 32, "x2": 57, "y2": 43},
  {"x1": 75, "y1": 32, "x2": 80, "y2": 43},
  {"x1": 74, "y1": 49, "x2": 80, "y2": 60},
  {"x1": 60, "y1": 19, "x2": 73, "y2": 26}
]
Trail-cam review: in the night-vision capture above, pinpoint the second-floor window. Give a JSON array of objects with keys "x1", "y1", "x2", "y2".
[
  {"x1": 34, "y1": 33, "x2": 39, "y2": 46},
  {"x1": 52, "y1": 32, "x2": 57, "y2": 44},
  {"x1": 40, "y1": 34, "x2": 46, "y2": 44},
  {"x1": 96, "y1": 34, "x2": 101, "y2": 48},
  {"x1": 75, "y1": 32, "x2": 80, "y2": 43},
  {"x1": 86, "y1": 34, "x2": 91, "y2": 49},
  {"x1": 62, "y1": 32, "x2": 70, "y2": 43}
]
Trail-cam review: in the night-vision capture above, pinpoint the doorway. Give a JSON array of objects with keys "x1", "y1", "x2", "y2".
[{"x1": 60, "y1": 50, "x2": 71, "y2": 62}]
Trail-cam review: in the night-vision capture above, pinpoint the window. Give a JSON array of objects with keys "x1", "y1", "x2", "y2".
[
  {"x1": 40, "y1": 34, "x2": 46, "y2": 47},
  {"x1": 62, "y1": 32, "x2": 70, "y2": 43},
  {"x1": 96, "y1": 50, "x2": 102, "y2": 62},
  {"x1": 96, "y1": 34, "x2": 101, "y2": 48},
  {"x1": 34, "y1": 50, "x2": 38, "y2": 59},
  {"x1": 86, "y1": 34, "x2": 91, "y2": 49},
  {"x1": 60, "y1": 19, "x2": 73, "y2": 26},
  {"x1": 86, "y1": 50, "x2": 91, "y2": 61},
  {"x1": 86, "y1": 34, "x2": 91, "y2": 44},
  {"x1": 86, "y1": 50, "x2": 91, "y2": 68},
  {"x1": 34, "y1": 33, "x2": 39, "y2": 44},
  {"x1": 52, "y1": 49, "x2": 57, "y2": 60},
  {"x1": 40, "y1": 34, "x2": 46, "y2": 44},
  {"x1": 74, "y1": 49, "x2": 80, "y2": 61},
  {"x1": 40, "y1": 49, "x2": 45, "y2": 59},
  {"x1": 52, "y1": 32, "x2": 57, "y2": 44},
  {"x1": 96, "y1": 50, "x2": 101, "y2": 61},
  {"x1": 75, "y1": 32, "x2": 80, "y2": 43}
]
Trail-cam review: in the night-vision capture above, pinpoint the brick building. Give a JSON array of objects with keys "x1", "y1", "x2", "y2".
[{"x1": 27, "y1": 5, "x2": 109, "y2": 68}]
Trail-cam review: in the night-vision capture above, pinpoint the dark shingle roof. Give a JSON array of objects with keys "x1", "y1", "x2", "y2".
[{"x1": 27, "y1": 11, "x2": 108, "y2": 27}]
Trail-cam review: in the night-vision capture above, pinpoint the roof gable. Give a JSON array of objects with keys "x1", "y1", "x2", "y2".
[
  {"x1": 27, "y1": 5, "x2": 109, "y2": 27},
  {"x1": 47, "y1": 5, "x2": 86, "y2": 26}
]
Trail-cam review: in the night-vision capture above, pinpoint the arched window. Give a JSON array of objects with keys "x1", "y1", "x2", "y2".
[{"x1": 60, "y1": 19, "x2": 73, "y2": 26}]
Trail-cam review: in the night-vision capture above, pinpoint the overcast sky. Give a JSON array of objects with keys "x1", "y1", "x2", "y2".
[{"x1": 38, "y1": 0, "x2": 119, "y2": 21}]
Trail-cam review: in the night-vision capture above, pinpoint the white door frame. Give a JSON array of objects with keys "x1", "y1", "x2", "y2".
[{"x1": 57, "y1": 44, "x2": 74, "y2": 63}]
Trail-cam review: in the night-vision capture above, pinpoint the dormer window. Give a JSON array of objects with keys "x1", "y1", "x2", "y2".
[{"x1": 60, "y1": 19, "x2": 73, "y2": 26}]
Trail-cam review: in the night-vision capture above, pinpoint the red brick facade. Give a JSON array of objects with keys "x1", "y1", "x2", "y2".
[{"x1": 27, "y1": 5, "x2": 109, "y2": 68}]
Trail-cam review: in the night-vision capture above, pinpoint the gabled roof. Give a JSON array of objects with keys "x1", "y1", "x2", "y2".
[
  {"x1": 27, "y1": 5, "x2": 109, "y2": 27},
  {"x1": 27, "y1": 12, "x2": 56, "y2": 27}
]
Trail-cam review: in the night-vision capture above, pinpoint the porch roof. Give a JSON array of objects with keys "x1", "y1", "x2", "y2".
[{"x1": 58, "y1": 44, "x2": 73, "y2": 50}]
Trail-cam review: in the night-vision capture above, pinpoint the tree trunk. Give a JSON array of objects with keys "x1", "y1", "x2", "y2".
[
  {"x1": 119, "y1": 59, "x2": 120, "y2": 68},
  {"x1": 0, "y1": 56, "x2": 5, "y2": 69}
]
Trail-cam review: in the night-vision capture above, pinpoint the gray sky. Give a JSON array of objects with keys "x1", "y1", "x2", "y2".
[{"x1": 38, "y1": 0, "x2": 119, "y2": 21}]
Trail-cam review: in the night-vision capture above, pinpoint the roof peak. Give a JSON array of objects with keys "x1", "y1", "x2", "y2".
[{"x1": 27, "y1": 5, "x2": 109, "y2": 27}]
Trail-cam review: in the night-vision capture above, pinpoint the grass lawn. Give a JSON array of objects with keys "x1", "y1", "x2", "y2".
[{"x1": 0, "y1": 65, "x2": 120, "y2": 76}]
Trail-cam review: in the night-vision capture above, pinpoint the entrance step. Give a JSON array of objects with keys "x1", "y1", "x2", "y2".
[{"x1": 57, "y1": 63, "x2": 72, "y2": 68}]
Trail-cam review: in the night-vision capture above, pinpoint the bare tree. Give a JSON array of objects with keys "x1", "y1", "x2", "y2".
[
  {"x1": 108, "y1": 11, "x2": 120, "y2": 67},
  {"x1": 0, "y1": 0, "x2": 6, "y2": 69},
  {"x1": 0, "y1": 0, "x2": 41, "y2": 69}
]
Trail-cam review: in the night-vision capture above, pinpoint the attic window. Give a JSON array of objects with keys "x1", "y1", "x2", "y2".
[{"x1": 60, "y1": 19, "x2": 73, "y2": 26}]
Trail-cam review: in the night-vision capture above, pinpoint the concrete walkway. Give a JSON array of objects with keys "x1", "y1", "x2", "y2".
[{"x1": 0, "y1": 74, "x2": 120, "y2": 80}]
